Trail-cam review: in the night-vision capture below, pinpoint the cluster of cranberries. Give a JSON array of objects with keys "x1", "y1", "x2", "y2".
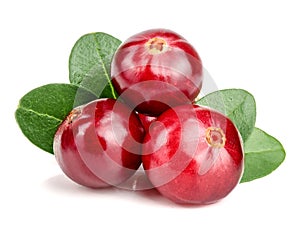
[{"x1": 54, "y1": 29, "x2": 244, "y2": 205}]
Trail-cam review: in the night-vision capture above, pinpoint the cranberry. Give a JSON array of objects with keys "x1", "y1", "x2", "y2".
[
  {"x1": 142, "y1": 104, "x2": 244, "y2": 204},
  {"x1": 54, "y1": 98, "x2": 145, "y2": 188},
  {"x1": 111, "y1": 28, "x2": 203, "y2": 116}
]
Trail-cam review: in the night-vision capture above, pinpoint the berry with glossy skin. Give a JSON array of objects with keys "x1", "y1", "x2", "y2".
[
  {"x1": 111, "y1": 28, "x2": 203, "y2": 116},
  {"x1": 142, "y1": 104, "x2": 244, "y2": 204},
  {"x1": 54, "y1": 98, "x2": 145, "y2": 188}
]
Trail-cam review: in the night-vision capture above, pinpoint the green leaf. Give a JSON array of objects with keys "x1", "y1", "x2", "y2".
[
  {"x1": 15, "y1": 83, "x2": 97, "y2": 154},
  {"x1": 69, "y1": 32, "x2": 121, "y2": 99},
  {"x1": 240, "y1": 127, "x2": 286, "y2": 183},
  {"x1": 197, "y1": 89, "x2": 256, "y2": 142}
]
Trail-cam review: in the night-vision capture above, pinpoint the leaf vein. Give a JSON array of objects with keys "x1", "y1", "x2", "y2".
[
  {"x1": 92, "y1": 34, "x2": 116, "y2": 99},
  {"x1": 246, "y1": 149, "x2": 284, "y2": 155},
  {"x1": 18, "y1": 106, "x2": 63, "y2": 122}
]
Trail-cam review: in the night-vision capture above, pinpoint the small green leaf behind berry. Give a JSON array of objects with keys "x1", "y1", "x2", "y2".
[
  {"x1": 15, "y1": 83, "x2": 97, "y2": 154},
  {"x1": 69, "y1": 32, "x2": 121, "y2": 99},
  {"x1": 241, "y1": 127, "x2": 286, "y2": 183}
]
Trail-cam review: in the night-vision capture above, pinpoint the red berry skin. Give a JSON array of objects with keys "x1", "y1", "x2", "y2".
[
  {"x1": 111, "y1": 28, "x2": 203, "y2": 116},
  {"x1": 54, "y1": 98, "x2": 145, "y2": 188},
  {"x1": 137, "y1": 113, "x2": 157, "y2": 133},
  {"x1": 142, "y1": 104, "x2": 244, "y2": 204}
]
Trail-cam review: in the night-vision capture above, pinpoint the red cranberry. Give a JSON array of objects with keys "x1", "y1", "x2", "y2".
[
  {"x1": 111, "y1": 28, "x2": 203, "y2": 116},
  {"x1": 142, "y1": 104, "x2": 244, "y2": 204},
  {"x1": 54, "y1": 98, "x2": 145, "y2": 188}
]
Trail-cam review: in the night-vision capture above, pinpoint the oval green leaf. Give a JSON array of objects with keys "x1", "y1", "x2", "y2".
[
  {"x1": 240, "y1": 127, "x2": 286, "y2": 183},
  {"x1": 15, "y1": 83, "x2": 97, "y2": 154},
  {"x1": 197, "y1": 89, "x2": 256, "y2": 142},
  {"x1": 69, "y1": 32, "x2": 121, "y2": 99}
]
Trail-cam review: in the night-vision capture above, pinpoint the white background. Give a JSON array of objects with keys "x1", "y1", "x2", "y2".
[{"x1": 1, "y1": 0, "x2": 299, "y2": 233}]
